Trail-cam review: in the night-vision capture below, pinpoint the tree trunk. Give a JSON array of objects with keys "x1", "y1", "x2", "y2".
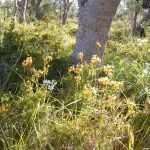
[
  {"x1": 19, "y1": 0, "x2": 27, "y2": 23},
  {"x1": 62, "y1": 0, "x2": 73, "y2": 25},
  {"x1": 133, "y1": 0, "x2": 139, "y2": 35},
  {"x1": 140, "y1": 8, "x2": 150, "y2": 23},
  {"x1": 71, "y1": 0, "x2": 121, "y2": 64},
  {"x1": 135, "y1": 8, "x2": 150, "y2": 36},
  {"x1": 13, "y1": 0, "x2": 18, "y2": 22},
  {"x1": 62, "y1": 12, "x2": 68, "y2": 25},
  {"x1": 142, "y1": 0, "x2": 150, "y2": 9},
  {"x1": 62, "y1": 1, "x2": 68, "y2": 25},
  {"x1": 34, "y1": 0, "x2": 42, "y2": 19}
]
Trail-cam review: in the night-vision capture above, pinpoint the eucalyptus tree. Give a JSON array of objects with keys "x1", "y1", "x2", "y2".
[
  {"x1": 2, "y1": 0, "x2": 13, "y2": 20},
  {"x1": 71, "y1": 0, "x2": 121, "y2": 63},
  {"x1": 135, "y1": 0, "x2": 150, "y2": 36},
  {"x1": 32, "y1": 0, "x2": 43, "y2": 19},
  {"x1": 133, "y1": 0, "x2": 140, "y2": 35},
  {"x1": 13, "y1": 0, "x2": 18, "y2": 22},
  {"x1": 138, "y1": 0, "x2": 150, "y2": 26},
  {"x1": 48, "y1": 0, "x2": 76, "y2": 24},
  {"x1": 18, "y1": 0, "x2": 28, "y2": 23},
  {"x1": 62, "y1": 0, "x2": 75, "y2": 24}
]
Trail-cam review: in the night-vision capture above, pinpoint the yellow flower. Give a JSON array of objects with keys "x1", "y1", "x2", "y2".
[
  {"x1": 0, "y1": 108, "x2": 6, "y2": 114},
  {"x1": 107, "y1": 95, "x2": 117, "y2": 109},
  {"x1": 98, "y1": 77, "x2": 110, "y2": 87},
  {"x1": 44, "y1": 55, "x2": 53, "y2": 63},
  {"x1": 96, "y1": 42, "x2": 102, "y2": 48},
  {"x1": 110, "y1": 81, "x2": 124, "y2": 89},
  {"x1": 126, "y1": 101, "x2": 136, "y2": 116},
  {"x1": 68, "y1": 66, "x2": 76, "y2": 73},
  {"x1": 74, "y1": 75, "x2": 81, "y2": 85},
  {"x1": 22, "y1": 57, "x2": 32, "y2": 69},
  {"x1": 68, "y1": 65, "x2": 83, "y2": 74},
  {"x1": 75, "y1": 64, "x2": 83, "y2": 74},
  {"x1": 0, "y1": 103, "x2": 10, "y2": 114},
  {"x1": 77, "y1": 52, "x2": 84, "y2": 61},
  {"x1": 103, "y1": 65, "x2": 114, "y2": 76},
  {"x1": 33, "y1": 69, "x2": 44, "y2": 78},
  {"x1": 83, "y1": 86, "x2": 92, "y2": 97},
  {"x1": 90, "y1": 55, "x2": 101, "y2": 65},
  {"x1": 107, "y1": 40, "x2": 113, "y2": 47}
]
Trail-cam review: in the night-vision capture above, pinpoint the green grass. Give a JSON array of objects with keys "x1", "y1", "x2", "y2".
[{"x1": 0, "y1": 19, "x2": 150, "y2": 150}]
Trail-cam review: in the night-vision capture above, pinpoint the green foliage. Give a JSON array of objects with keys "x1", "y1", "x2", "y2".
[
  {"x1": 0, "y1": 23, "x2": 25, "y2": 92},
  {"x1": 104, "y1": 37, "x2": 150, "y2": 105},
  {"x1": 0, "y1": 22, "x2": 24, "y2": 60},
  {"x1": 0, "y1": 20, "x2": 150, "y2": 150},
  {"x1": 0, "y1": 21, "x2": 75, "y2": 92},
  {"x1": 111, "y1": 19, "x2": 131, "y2": 41}
]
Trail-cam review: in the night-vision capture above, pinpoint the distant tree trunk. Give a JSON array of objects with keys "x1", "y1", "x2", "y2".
[
  {"x1": 133, "y1": 0, "x2": 139, "y2": 35},
  {"x1": 62, "y1": 0, "x2": 73, "y2": 25},
  {"x1": 52, "y1": 1, "x2": 57, "y2": 15},
  {"x1": 140, "y1": 8, "x2": 150, "y2": 23},
  {"x1": 34, "y1": 0, "x2": 42, "y2": 19},
  {"x1": 6, "y1": 6, "x2": 9, "y2": 19},
  {"x1": 62, "y1": 1, "x2": 68, "y2": 25},
  {"x1": 134, "y1": 0, "x2": 150, "y2": 36},
  {"x1": 142, "y1": 0, "x2": 150, "y2": 9},
  {"x1": 13, "y1": 0, "x2": 18, "y2": 22},
  {"x1": 71, "y1": 0, "x2": 121, "y2": 64},
  {"x1": 19, "y1": 0, "x2": 27, "y2": 23},
  {"x1": 135, "y1": 8, "x2": 150, "y2": 36}
]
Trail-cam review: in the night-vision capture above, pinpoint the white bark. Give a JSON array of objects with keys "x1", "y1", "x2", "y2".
[
  {"x1": 19, "y1": 0, "x2": 27, "y2": 23},
  {"x1": 71, "y1": 0, "x2": 121, "y2": 64},
  {"x1": 62, "y1": 0, "x2": 73, "y2": 25},
  {"x1": 13, "y1": 0, "x2": 18, "y2": 22}
]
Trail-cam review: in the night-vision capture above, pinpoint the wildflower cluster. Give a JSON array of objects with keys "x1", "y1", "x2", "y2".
[
  {"x1": 0, "y1": 104, "x2": 10, "y2": 114},
  {"x1": 98, "y1": 77, "x2": 110, "y2": 87},
  {"x1": 74, "y1": 75, "x2": 82, "y2": 85},
  {"x1": 68, "y1": 64, "x2": 84, "y2": 85},
  {"x1": 90, "y1": 55, "x2": 101, "y2": 65},
  {"x1": 107, "y1": 95, "x2": 117, "y2": 109},
  {"x1": 77, "y1": 52, "x2": 84, "y2": 61},
  {"x1": 83, "y1": 85, "x2": 92, "y2": 97},
  {"x1": 110, "y1": 81, "x2": 124, "y2": 89},
  {"x1": 126, "y1": 101, "x2": 136, "y2": 116},
  {"x1": 43, "y1": 79, "x2": 57, "y2": 91},
  {"x1": 68, "y1": 64, "x2": 83, "y2": 75},
  {"x1": 44, "y1": 55, "x2": 53, "y2": 64},
  {"x1": 103, "y1": 65, "x2": 114, "y2": 76},
  {"x1": 22, "y1": 57, "x2": 32, "y2": 69},
  {"x1": 0, "y1": 107, "x2": 6, "y2": 114},
  {"x1": 33, "y1": 69, "x2": 44, "y2": 78},
  {"x1": 98, "y1": 77, "x2": 124, "y2": 89},
  {"x1": 21, "y1": 55, "x2": 53, "y2": 81}
]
